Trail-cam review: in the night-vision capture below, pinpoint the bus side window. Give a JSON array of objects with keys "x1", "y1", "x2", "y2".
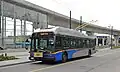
[
  {"x1": 89, "y1": 40, "x2": 91, "y2": 48},
  {"x1": 85, "y1": 39, "x2": 89, "y2": 48},
  {"x1": 89, "y1": 39, "x2": 94, "y2": 48},
  {"x1": 79, "y1": 39, "x2": 83, "y2": 48},
  {"x1": 91, "y1": 40, "x2": 95, "y2": 47},
  {"x1": 75, "y1": 37, "x2": 80, "y2": 48},
  {"x1": 71, "y1": 38, "x2": 76, "y2": 48},
  {"x1": 55, "y1": 36, "x2": 61, "y2": 49},
  {"x1": 70, "y1": 38, "x2": 74, "y2": 48},
  {"x1": 83, "y1": 39, "x2": 87, "y2": 48},
  {"x1": 76, "y1": 38, "x2": 79, "y2": 48},
  {"x1": 62, "y1": 37, "x2": 69, "y2": 49},
  {"x1": 62, "y1": 37, "x2": 65, "y2": 47},
  {"x1": 66, "y1": 37, "x2": 70, "y2": 48}
]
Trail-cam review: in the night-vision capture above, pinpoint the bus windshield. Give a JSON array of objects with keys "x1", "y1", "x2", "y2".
[{"x1": 31, "y1": 38, "x2": 54, "y2": 51}]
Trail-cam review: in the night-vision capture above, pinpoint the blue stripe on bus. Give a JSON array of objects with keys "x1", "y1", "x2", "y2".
[
  {"x1": 54, "y1": 52, "x2": 63, "y2": 61},
  {"x1": 53, "y1": 49, "x2": 78, "y2": 61},
  {"x1": 66, "y1": 49, "x2": 78, "y2": 59}
]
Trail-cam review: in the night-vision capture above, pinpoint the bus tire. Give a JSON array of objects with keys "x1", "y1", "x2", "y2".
[
  {"x1": 62, "y1": 52, "x2": 68, "y2": 63},
  {"x1": 88, "y1": 50, "x2": 91, "y2": 57}
]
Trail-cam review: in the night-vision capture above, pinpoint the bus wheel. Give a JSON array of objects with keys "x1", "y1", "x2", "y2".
[
  {"x1": 62, "y1": 53, "x2": 67, "y2": 63},
  {"x1": 88, "y1": 50, "x2": 91, "y2": 57}
]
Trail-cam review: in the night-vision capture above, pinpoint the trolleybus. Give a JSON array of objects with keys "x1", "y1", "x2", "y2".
[{"x1": 29, "y1": 26, "x2": 96, "y2": 62}]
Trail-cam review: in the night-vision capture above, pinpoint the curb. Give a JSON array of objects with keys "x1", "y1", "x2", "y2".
[
  {"x1": 0, "y1": 51, "x2": 29, "y2": 53},
  {"x1": 0, "y1": 61, "x2": 32, "y2": 68}
]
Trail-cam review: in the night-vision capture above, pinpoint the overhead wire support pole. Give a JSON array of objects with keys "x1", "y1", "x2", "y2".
[
  {"x1": 80, "y1": 16, "x2": 82, "y2": 32},
  {"x1": 69, "y1": 11, "x2": 71, "y2": 29}
]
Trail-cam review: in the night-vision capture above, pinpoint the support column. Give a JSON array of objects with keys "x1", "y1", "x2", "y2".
[
  {"x1": 114, "y1": 35, "x2": 119, "y2": 46},
  {"x1": 4, "y1": 16, "x2": 6, "y2": 36},
  {"x1": 23, "y1": 8, "x2": 27, "y2": 36},
  {"x1": 0, "y1": 0, "x2": 2, "y2": 34},
  {"x1": 24, "y1": 18, "x2": 26, "y2": 36},
  {"x1": 102, "y1": 38, "x2": 105, "y2": 46},
  {"x1": 96, "y1": 38, "x2": 98, "y2": 47},
  {"x1": 23, "y1": 9, "x2": 26, "y2": 48},
  {"x1": 24, "y1": 17, "x2": 26, "y2": 48},
  {"x1": 13, "y1": 5, "x2": 16, "y2": 48},
  {"x1": 1, "y1": 0, "x2": 4, "y2": 48},
  {"x1": 32, "y1": 24, "x2": 34, "y2": 33},
  {"x1": 21, "y1": 20, "x2": 22, "y2": 36},
  {"x1": 47, "y1": 15, "x2": 49, "y2": 28}
]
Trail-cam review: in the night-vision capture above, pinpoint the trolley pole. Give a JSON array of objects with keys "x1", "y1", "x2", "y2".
[{"x1": 69, "y1": 11, "x2": 71, "y2": 29}]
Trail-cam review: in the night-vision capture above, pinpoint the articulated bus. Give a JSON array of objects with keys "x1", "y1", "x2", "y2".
[{"x1": 29, "y1": 27, "x2": 96, "y2": 62}]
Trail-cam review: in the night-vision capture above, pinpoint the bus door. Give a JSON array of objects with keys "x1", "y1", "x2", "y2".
[
  {"x1": 81, "y1": 39, "x2": 90, "y2": 56},
  {"x1": 30, "y1": 37, "x2": 39, "y2": 52}
]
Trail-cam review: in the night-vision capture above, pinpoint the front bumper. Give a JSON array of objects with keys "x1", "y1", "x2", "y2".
[{"x1": 29, "y1": 57, "x2": 55, "y2": 62}]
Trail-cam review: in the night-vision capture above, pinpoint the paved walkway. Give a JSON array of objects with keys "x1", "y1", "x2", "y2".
[
  {"x1": 0, "y1": 56, "x2": 32, "y2": 67},
  {"x1": 0, "y1": 48, "x2": 31, "y2": 67},
  {"x1": 97, "y1": 47, "x2": 110, "y2": 52},
  {"x1": 0, "y1": 52, "x2": 29, "y2": 58}
]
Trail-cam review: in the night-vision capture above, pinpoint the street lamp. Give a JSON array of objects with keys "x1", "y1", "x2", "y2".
[{"x1": 108, "y1": 25, "x2": 113, "y2": 49}]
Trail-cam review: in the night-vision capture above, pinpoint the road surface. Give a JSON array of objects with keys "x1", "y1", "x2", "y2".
[{"x1": 0, "y1": 48, "x2": 120, "y2": 72}]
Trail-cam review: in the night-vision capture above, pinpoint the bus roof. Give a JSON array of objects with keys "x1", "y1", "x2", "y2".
[{"x1": 35, "y1": 26, "x2": 96, "y2": 39}]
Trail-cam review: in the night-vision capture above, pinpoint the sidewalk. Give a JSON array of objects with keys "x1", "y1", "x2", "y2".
[
  {"x1": 0, "y1": 49, "x2": 31, "y2": 67},
  {"x1": 0, "y1": 56, "x2": 32, "y2": 67},
  {"x1": 97, "y1": 47, "x2": 111, "y2": 52},
  {"x1": 0, "y1": 48, "x2": 29, "y2": 58},
  {"x1": 0, "y1": 52, "x2": 29, "y2": 57}
]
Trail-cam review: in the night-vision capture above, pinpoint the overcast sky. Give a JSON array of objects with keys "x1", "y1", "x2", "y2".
[{"x1": 25, "y1": 0, "x2": 120, "y2": 30}]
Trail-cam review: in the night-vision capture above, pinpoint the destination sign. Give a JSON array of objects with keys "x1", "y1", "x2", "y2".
[{"x1": 40, "y1": 33, "x2": 48, "y2": 35}]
